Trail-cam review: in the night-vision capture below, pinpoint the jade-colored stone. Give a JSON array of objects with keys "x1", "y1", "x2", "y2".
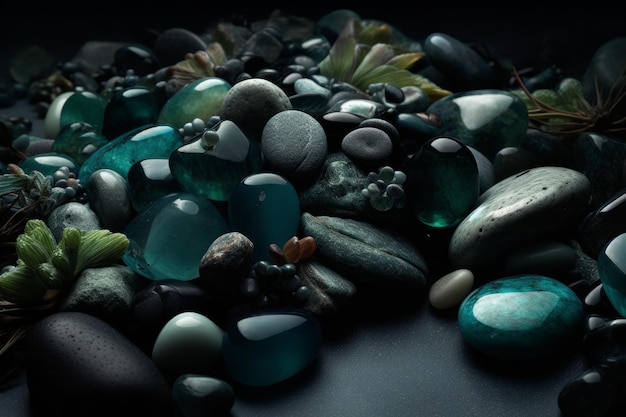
[
  {"x1": 158, "y1": 77, "x2": 231, "y2": 130},
  {"x1": 43, "y1": 90, "x2": 106, "y2": 139},
  {"x1": 228, "y1": 173, "x2": 300, "y2": 262},
  {"x1": 127, "y1": 158, "x2": 180, "y2": 212},
  {"x1": 78, "y1": 124, "x2": 183, "y2": 183},
  {"x1": 102, "y1": 86, "x2": 161, "y2": 139},
  {"x1": 221, "y1": 309, "x2": 322, "y2": 387},
  {"x1": 405, "y1": 136, "x2": 479, "y2": 228},
  {"x1": 18, "y1": 152, "x2": 78, "y2": 177},
  {"x1": 52, "y1": 122, "x2": 109, "y2": 167},
  {"x1": 122, "y1": 192, "x2": 229, "y2": 281},
  {"x1": 457, "y1": 274, "x2": 584, "y2": 360},
  {"x1": 598, "y1": 232, "x2": 626, "y2": 317},
  {"x1": 169, "y1": 120, "x2": 263, "y2": 202}
]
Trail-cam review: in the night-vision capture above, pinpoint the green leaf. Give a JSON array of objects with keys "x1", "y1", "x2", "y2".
[
  {"x1": 0, "y1": 264, "x2": 47, "y2": 304},
  {"x1": 15, "y1": 233, "x2": 51, "y2": 271},
  {"x1": 75, "y1": 229, "x2": 129, "y2": 274},
  {"x1": 0, "y1": 173, "x2": 30, "y2": 196}
]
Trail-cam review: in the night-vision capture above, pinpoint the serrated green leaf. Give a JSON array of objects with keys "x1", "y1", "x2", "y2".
[
  {"x1": 0, "y1": 173, "x2": 30, "y2": 196},
  {"x1": 24, "y1": 219, "x2": 56, "y2": 254},
  {"x1": 75, "y1": 229, "x2": 129, "y2": 274},
  {"x1": 0, "y1": 264, "x2": 47, "y2": 304},
  {"x1": 15, "y1": 234, "x2": 51, "y2": 271}
]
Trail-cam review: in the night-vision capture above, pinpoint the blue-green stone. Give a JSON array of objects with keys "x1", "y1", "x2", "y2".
[
  {"x1": 122, "y1": 192, "x2": 229, "y2": 281},
  {"x1": 102, "y1": 86, "x2": 160, "y2": 139},
  {"x1": 158, "y1": 77, "x2": 231, "y2": 130},
  {"x1": 127, "y1": 158, "x2": 180, "y2": 212},
  {"x1": 221, "y1": 309, "x2": 322, "y2": 387},
  {"x1": 18, "y1": 152, "x2": 78, "y2": 177},
  {"x1": 228, "y1": 173, "x2": 300, "y2": 262},
  {"x1": 78, "y1": 124, "x2": 183, "y2": 183},
  {"x1": 598, "y1": 232, "x2": 626, "y2": 317},
  {"x1": 458, "y1": 275, "x2": 584, "y2": 360},
  {"x1": 405, "y1": 136, "x2": 479, "y2": 228},
  {"x1": 52, "y1": 122, "x2": 109, "y2": 167},
  {"x1": 427, "y1": 89, "x2": 529, "y2": 160},
  {"x1": 43, "y1": 90, "x2": 106, "y2": 139},
  {"x1": 169, "y1": 120, "x2": 263, "y2": 202}
]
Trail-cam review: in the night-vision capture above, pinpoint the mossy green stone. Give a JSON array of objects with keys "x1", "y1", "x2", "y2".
[
  {"x1": 158, "y1": 77, "x2": 231, "y2": 129},
  {"x1": 458, "y1": 274, "x2": 584, "y2": 360}
]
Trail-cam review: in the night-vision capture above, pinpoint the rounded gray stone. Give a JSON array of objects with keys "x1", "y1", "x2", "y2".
[
  {"x1": 46, "y1": 201, "x2": 101, "y2": 242},
  {"x1": 88, "y1": 168, "x2": 133, "y2": 232},
  {"x1": 448, "y1": 166, "x2": 592, "y2": 271}
]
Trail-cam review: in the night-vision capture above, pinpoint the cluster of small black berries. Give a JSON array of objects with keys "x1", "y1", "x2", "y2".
[
  {"x1": 51, "y1": 166, "x2": 87, "y2": 203},
  {"x1": 239, "y1": 260, "x2": 312, "y2": 308}
]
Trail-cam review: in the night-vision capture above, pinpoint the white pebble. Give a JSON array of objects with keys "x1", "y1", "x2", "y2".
[{"x1": 428, "y1": 268, "x2": 474, "y2": 310}]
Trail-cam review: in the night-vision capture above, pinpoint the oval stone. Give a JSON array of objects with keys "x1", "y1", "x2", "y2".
[
  {"x1": 597, "y1": 232, "x2": 626, "y2": 317},
  {"x1": 221, "y1": 309, "x2": 322, "y2": 387},
  {"x1": 457, "y1": 274, "x2": 585, "y2": 360},
  {"x1": 172, "y1": 374, "x2": 235, "y2": 417},
  {"x1": 428, "y1": 268, "x2": 474, "y2": 310}
]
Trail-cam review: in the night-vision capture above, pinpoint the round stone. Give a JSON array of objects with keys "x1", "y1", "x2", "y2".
[{"x1": 428, "y1": 268, "x2": 474, "y2": 310}]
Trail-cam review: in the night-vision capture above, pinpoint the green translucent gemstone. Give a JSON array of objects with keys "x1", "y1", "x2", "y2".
[
  {"x1": 43, "y1": 90, "x2": 106, "y2": 139},
  {"x1": 78, "y1": 124, "x2": 183, "y2": 183},
  {"x1": 458, "y1": 275, "x2": 584, "y2": 360},
  {"x1": 102, "y1": 86, "x2": 161, "y2": 139},
  {"x1": 122, "y1": 192, "x2": 229, "y2": 281},
  {"x1": 158, "y1": 77, "x2": 231, "y2": 130},
  {"x1": 406, "y1": 136, "x2": 479, "y2": 228},
  {"x1": 222, "y1": 309, "x2": 322, "y2": 387},
  {"x1": 127, "y1": 158, "x2": 180, "y2": 212},
  {"x1": 18, "y1": 152, "x2": 78, "y2": 177},
  {"x1": 169, "y1": 120, "x2": 263, "y2": 201},
  {"x1": 52, "y1": 122, "x2": 109, "y2": 167},
  {"x1": 598, "y1": 232, "x2": 626, "y2": 316},
  {"x1": 228, "y1": 173, "x2": 300, "y2": 262}
]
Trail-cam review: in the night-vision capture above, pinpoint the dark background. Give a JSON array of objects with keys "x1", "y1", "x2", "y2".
[{"x1": 1, "y1": 5, "x2": 625, "y2": 417}]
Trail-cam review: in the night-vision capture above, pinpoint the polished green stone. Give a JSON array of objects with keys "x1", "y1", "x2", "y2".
[
  {"x1": 598, "y1": 232, "x2": 626, "y2": 317},
  {"x1": 122, "y1": 192, "x2": 229, "y2": 281},
  {"x1": 52, "y1": 122, "x2": 109, "y2": 167},
  {"x1": 228, "y1": 173, "x2": 300, "y2": 262},
  {"x1": 78, "y1": 124, "x2": 183, "y2": 183},
  {"x1": 102, "y1": 86, "x2": 160, "y2": 139},
  {"x1": 221, "y1": 309, "x2": 322, "y2": 387},
  {"x1": 406, "y1": 136, "x2": 479, "y2": 228},
  {"x1": 127, "y1": 158, "x2": 180, "y2": 212},
  {"x1": 43, "y1": 90, "x2": 106, "y2": 139},
  {"x1": 169, "y1": 120, "x2": 263, "y2": 201},
  {"x1": 158, "y1": 77, "x2": 231, "y2": 130},
  {"x1": 18, "y1": 152, "x2": 78, "y2": 177},
  {"x1": 457, "y1": 274, "x2": 584, "y2": 360}
]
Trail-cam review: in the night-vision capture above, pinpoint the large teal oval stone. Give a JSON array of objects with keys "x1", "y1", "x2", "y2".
[
  {"x1": 598, "y1": 232, "x2": 626, "y2": 316},
  {"x1": 158, "y1": 77, "x2": 231, "y2": 130},
  {"x1": 52, "y1": 122, "x2": 109, "y2": 167},
  {"x1": 123, "y1": 192, "x2": 230, "y2": 281},
  {"x1": 78, "y1": 124, "x2": 183, "y2": 183},
  {"x1": 221, "y1": 309, "x2": 322, "y2": 387},
  {"x1": 43, "y1": 90, "x2": 106, "y2": 139},
  {"x1": 18, "y1": 152, "x2": 78, "y2": 177},
  {"x1": 457, "y1": 274, "x2": 584, "y2": 360}
]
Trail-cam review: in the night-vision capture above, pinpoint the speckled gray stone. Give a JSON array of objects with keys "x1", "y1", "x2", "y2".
[
  {"x1": 46, "y1": 201, "x2": 102, "y2": 242},
  {"x1": 300, "y1": 212, "x2": 428, "y2": 291},
  {"x1": 448, "y1": 166, "x2": 592, "y2": 271}
]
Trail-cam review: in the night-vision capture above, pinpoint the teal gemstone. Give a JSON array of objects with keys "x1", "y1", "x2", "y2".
[
  {"x1": 52, "y1": 122, "x2": 109, "y2": 167},
  {"x1": 458, "y1": 275, "x2": 584, "y2": 360},
  {"x1": 405, "y1": 136, "x2": 479, "y2": 228},
  {"x1": 222, "y1": 309, "x2": 322, "y2": 387},
  {"x1": 598, "y1": 232, "x2": 626, "y2": 316},
  {"x1": 127, "y1": 158, "x2": 180, "y2": 212},
  {"x1": 122, "y1": 192, "x2": 229, "y2": 281},
  {"x1": 18, "y1": 152, "x2": 78, "y2": 177},
  {"x1": 228, "y1": 173, "x2": 300, "y2": 262},
  {"x1": 169, "y1": 120, "x2": 263, "y2": 202},
  {"x1": 158, "y1": 77, "x2": 231, "y2": 130},
  {"x1": 427, "y1": 89, "x2": 529, "y2": 160},
  {"x1": 102, "y1": 86, "x2": 161, "y2": 139},
  {"x1": 43, "y1": 90, "x2": 106, "y2": 139},
  {"x1": 78, "y1": 124, "x2": 183, "y2": 183}
]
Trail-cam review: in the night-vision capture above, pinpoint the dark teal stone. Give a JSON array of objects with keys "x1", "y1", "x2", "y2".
[
  {"x1": 127, "y1": 158, "x2": 181, "y2": 212},
  {"x1": 18, "y1": 152, "x2": 78, "y2": 177},
  {"x1": 52, "y1": 122, "x2": 109, "y2": 167},
  {"x1": 158, "y1": 77, "x2": 231, "y2": 130},
  {"x1": 102, "y1": 86, "x2": 161, "y2": 139},
  {"x1": 172, "y1": 374, "x2": 235, "y2": 417},
  {"x1": 228, "y1": 173, "x2": 300, "y2": 262},
  {"x1": 169, "y1": 120, "x2": 263, "y2": 202},
  {"x1": 44, "y1": 90, "x2": 106, "y2": 139},
  {"x1": 427, "y1": 89, "x2": 529, "y2": 160},
  {"x1": 221, "y1": 309, "x2": 322, "y2": 387},
  {"x1": 557, "y1": 367, "x2": 614, "y2": 417},
  {"x1": 457, "y1": 275, "x2": 584, "y2": 360},
  {"x1": 395, "y1": 112, "x2": 442, "y2": 144},
  {"x1": 78, "y1": 124, "x2": 183, "y2": 183},
  {"x1": 578, "y1": 188, "x2": 626, "y2": 259},
  {"x1": 405, "y1": 136, "x2": 479, "y2": 228},
  {"x1": 122, "y1": 192, "x2": 229, "y2": 281},
  {"x1": 597, "y1": 232, "x2": 626, "y2": 317}
]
